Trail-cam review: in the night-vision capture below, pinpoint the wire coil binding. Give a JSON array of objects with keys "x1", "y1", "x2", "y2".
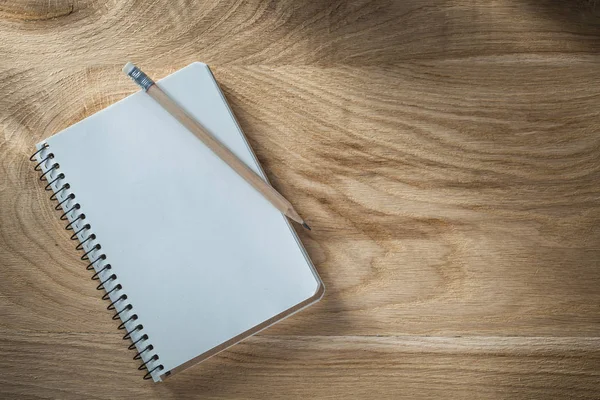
[{"x1": 30, "y1": 143, "x2": 164, "y2": 380}]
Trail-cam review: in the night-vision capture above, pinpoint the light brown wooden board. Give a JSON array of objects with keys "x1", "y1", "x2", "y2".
[
  {"x1": 1, "y1": 333, "x2": 598, "y2": 399},
  {"x1": 1, "y1": 0, "x2": 599, "y2": 398}
]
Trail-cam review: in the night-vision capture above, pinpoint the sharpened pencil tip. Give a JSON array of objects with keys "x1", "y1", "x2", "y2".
[{"x1": 302, "y1": 222, "x2": 312, "y2": 231}]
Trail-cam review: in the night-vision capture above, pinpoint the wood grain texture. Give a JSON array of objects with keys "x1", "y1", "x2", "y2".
[{"x1": 1, "y1": 0, "x2": 599, "y2": 398}]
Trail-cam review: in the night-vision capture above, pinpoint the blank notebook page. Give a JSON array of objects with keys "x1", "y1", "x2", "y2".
[{"x1": 38, "y1": 63, "x2": 323, "y2": 381}]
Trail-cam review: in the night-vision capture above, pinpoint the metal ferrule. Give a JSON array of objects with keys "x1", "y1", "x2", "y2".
[{"x1": 126, "y1": 65, "x2": 155, "y2": 91}]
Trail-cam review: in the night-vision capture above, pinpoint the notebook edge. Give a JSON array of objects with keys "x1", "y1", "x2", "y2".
[{"x1": 158, "y1": 63, "x2": 325, "y2": 381}]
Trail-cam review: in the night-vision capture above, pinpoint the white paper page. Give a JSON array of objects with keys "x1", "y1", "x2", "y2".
[{"x1": 39, "y1": 63, "x2": 322, "y2": 381}]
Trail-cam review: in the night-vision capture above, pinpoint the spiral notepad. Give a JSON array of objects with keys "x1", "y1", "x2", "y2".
[{"x1": 30, "y1": 63, "x2": 324, "y2": 382}]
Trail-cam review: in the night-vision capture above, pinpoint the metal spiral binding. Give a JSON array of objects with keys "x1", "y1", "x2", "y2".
[{"x1": 30, "y1": 143, "x2": 165, "y2": 380}]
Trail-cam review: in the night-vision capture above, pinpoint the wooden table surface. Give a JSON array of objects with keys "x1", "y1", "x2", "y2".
[{"x1": 1, "y1": 0, "x2": 599, "y2": 398}]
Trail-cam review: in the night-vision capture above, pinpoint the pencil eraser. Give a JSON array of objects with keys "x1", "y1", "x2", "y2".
[{"x1": 122, "y1": 62, "x2": 135, "y2": 75}]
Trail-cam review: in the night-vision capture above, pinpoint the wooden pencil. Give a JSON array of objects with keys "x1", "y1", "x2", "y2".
[{"x1": 122, "y1": 62, "x2": 310, "y2": 230}]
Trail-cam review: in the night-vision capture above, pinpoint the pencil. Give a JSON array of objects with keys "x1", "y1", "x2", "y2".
[{"x1": 122, "y1": 62, "x2": 311, "y2": 230}]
